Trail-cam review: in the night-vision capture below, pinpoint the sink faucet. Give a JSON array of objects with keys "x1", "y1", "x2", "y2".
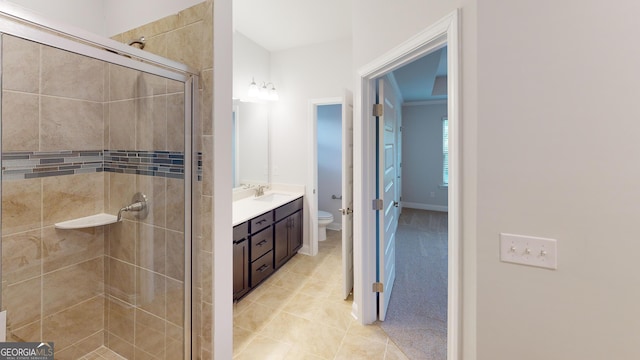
[{"x1": 254, "y1": 185, "x2": 266, "y2": 197}]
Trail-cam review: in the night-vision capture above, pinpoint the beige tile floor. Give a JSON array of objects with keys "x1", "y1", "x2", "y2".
[
  {"x1": 233, "y1": 230, "x2": 409, "y2": 360},
  {"x1": 79, "y1": 346, "x2": 127, "y2": 360}
]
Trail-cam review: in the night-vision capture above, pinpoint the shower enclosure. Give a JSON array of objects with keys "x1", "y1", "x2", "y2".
[{"x1": 0, "y1": 5, "x2": 199, "y2": 360}]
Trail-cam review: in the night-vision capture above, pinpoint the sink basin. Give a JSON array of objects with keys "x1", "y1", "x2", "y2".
[{"x1": 253, "y1": 193, "x2": 291, "y2": 203}]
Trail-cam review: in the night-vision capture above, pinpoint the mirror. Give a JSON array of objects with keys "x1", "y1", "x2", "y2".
[
  {"x1": 233, "y1": 99, "x2": 269, "y2": 188},
  {"x1": 232, "y1": 29, "x2": 271, "y2": 190}
]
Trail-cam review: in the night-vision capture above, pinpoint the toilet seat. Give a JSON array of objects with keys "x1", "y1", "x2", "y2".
[{"x1": 318, "y1": 210, "x2": 333, "y2": 221}]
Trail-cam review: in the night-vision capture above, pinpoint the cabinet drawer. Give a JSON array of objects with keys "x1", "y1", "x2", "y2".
[
  {"x1": 233, "y1": 222, "x2": 249, "y2": 242},
  {"x1": 275, "y1": 197, "x2": 303, "y2": 221},
  {"x1": 250, "y1": 226, "x2": 273, "y2": 261},
  {"x1": 250, "y1": 212, "x2": 273, "y2": 233},
  {"x1": 251, "y1": 250, "x2": 274, "y2": 286}
]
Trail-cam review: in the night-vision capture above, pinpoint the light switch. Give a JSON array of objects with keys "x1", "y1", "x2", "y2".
[{"x1": 500, "y1": 233, "x2": 557, "y2": 270}]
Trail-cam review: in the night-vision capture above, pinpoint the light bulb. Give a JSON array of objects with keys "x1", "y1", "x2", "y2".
[
  {"x1": 269, "y1": 86, "x2": 279, "y2": 101},
  {"x1": 247, "y1": 78, "x2": 259, "y2": 98},
  {"x1": 259, "y1": 83, "x2": 269, "y2": 99}
]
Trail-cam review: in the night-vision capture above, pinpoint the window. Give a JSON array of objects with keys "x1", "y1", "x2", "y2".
[{"x1": 442, "y1": 117, "x2": 449, "y2": 186}]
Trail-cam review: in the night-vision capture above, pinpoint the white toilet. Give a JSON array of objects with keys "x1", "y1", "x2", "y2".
[{"x1": 317, "y1": 210, "x2": 334, "y2": 241}]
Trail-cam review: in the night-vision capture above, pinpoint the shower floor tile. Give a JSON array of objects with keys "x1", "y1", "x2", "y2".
[{"x1": 78, "y1": 346, "x2": 127, "y2": 360}]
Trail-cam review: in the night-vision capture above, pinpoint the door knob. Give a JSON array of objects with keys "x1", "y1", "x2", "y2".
[
  {"x1": 393, "y1": 201, "x2": 399, "y2": 208},
  {"x1": 339, "y1": 208, "x2": 353, "y2": 215}
]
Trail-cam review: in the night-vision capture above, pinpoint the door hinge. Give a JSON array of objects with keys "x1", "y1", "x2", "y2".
[
  {"x1": 372, "y1": 103, "x2": 383, "y2": 117},
  {"x1": 400, "y1": 126, "x2": 403, "y2": 132},
  {"x1": 372, "y1": 199, "x2": 383, "y2": 211},
  {"x1": 372, "y1": 282, "x2": 384, "y2": 293}
]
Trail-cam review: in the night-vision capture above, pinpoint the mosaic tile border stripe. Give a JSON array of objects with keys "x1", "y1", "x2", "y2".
[
  {"x1": 2, "y1": 150, "x2": 104, "y2": 181},
  {"x1": 1, "y1": 150, "x2": 201, "y2": 181},
  {"x1": 104, "y1": 150, "x2": 184, "y2": 179}
]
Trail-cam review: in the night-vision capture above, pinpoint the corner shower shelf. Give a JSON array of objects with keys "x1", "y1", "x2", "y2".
[{"x1": 54, "y1": 213, "x2": 120, "y2": 229}]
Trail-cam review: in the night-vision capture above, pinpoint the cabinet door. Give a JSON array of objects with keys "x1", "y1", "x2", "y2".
[
  {"x1": 233, "y1": 238, "x2": 249, "y2": 299},
  {"x1": 274, "y1": 218, "x2": 289, "y2": 269},
  {"x1": 289, "y1": 211, "x2": 302, "y2": 253}
]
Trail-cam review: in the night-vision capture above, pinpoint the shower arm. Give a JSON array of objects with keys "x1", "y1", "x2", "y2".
[
  {"x1": 117, "y1": 201, "x2": 145, "y2": 221},
  {"x1": 117, "y1": 192, "x2": 149, "y2": 221}
]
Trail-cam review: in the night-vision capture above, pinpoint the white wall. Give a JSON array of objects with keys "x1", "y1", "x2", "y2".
[
  {"x1": 233, "y1": 31, "x2": 271, "y2": 100},
  {"x1": 269, "y1": 38, "x2": 352, "y2": 185},
  {"x1": 477, "y1": 1, "x2": 640, "y2": 359},
  {"x1": 7, "y1": 0, "x2": 106, "y2": 35},
  {"x1": 317, "y1": 104, "x2": 342, "y2": 229},
  {"x1": 356, "y1": 0, "x2": 640, "y2": 359},
  {"x1": 401, "y1": 102, "x2": 448, "y2": 210}
]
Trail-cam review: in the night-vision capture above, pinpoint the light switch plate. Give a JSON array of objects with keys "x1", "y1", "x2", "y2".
[{"x1": 500, "y1": 233, "x2": 557, "y2": 270}]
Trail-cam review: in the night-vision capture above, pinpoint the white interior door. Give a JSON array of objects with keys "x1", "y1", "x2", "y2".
[
  {"x1": 396, "y1": 103, "x2": 402, "y2": 213},
  {"x1": 377, "y1": 76, "x2": 399, "y2": 321},
  {"x1": 341, "y1": 89, "x2": 354, "y2": 300}
]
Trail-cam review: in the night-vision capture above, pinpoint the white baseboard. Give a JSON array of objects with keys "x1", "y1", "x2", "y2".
[
  {"x1": 298, "y1": 245, "x2": 311, "y2": 256},
  {"x1": 402, "y1": 202, "x2": 448, "y2": 212}
]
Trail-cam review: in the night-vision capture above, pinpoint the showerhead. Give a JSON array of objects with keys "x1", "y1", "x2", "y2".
[{"x1": 128, "y1": 36, "x2": 145, "y2": 50}]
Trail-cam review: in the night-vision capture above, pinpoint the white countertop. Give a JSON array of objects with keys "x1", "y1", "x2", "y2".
[{"x1": 232, "y1": 190, "x2": 304, "y2": 226}]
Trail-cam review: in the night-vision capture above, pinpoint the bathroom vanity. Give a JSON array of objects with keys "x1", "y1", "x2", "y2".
[{"x1": 232, "y1": 192, "x2": 303, "y2": 300}]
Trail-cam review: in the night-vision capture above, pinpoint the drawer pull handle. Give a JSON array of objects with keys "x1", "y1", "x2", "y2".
[
  {"x1": 257, "y1": 240, "x2": 267, "y2": 247},
  {"x1": 257, "y1": 264, "x2": 269, "y2": 273},
  {"x1": 257, "y1": 219, "x2": 266, "y2": 225}
]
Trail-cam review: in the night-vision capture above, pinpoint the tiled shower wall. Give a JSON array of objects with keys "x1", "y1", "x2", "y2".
[
  {"x1": 1, "y1": 34, "x2": 109, "y2": 357},
  {"x1": 110, "y1": 1, "x2": 214, "y2": 359},
  {"x1": 1, "y1": 25, "x2": 190, "y2": 360}
]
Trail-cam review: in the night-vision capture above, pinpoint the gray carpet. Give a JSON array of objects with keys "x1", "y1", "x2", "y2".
[{"x1": 379, "y1": 209, "x2": 448, "y2": 360}]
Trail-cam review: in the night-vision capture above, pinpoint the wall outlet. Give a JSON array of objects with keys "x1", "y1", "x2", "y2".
[{"x1": 500, "y1": 233, "x2": 557, "y2": 270}]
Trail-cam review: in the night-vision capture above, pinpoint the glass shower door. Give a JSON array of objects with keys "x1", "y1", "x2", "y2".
[{"x1": 0, "y1": 30, "x2": 193, "y2": 360}]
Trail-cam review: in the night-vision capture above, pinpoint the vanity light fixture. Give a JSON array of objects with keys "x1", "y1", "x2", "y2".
[{"x1": 248, "y1": 77, "x2": 279, "y2": 101}]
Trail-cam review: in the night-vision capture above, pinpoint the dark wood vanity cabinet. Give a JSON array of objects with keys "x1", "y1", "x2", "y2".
[
  {"x1": 232, "y1": 222, "x2": 250, "y2": 300},
  {"x1": 233, "y1": 196, "x2": 303, "y2": 301},
  {"x1": 275, "y1": 203, "x2": 303, "y2": 269},
  {"x1": 249, "y1": 226, "x2": 274, "y2": 287}
]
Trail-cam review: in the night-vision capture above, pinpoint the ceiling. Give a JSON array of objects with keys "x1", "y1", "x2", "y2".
[
  {"x1": 233, "y1": 0, "x2": 352, "y2": 52},
  {"x1": 392, "y1": 47, "x2": 448, "y2": 102},
  {"x1": 233, "y1": 0, "x2": 447, "y2": 102}
]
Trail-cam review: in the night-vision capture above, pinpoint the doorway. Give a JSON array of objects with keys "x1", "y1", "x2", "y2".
[
  {"x1": 317, "y1": 103, "x2": 343, "y2": 236},
  {"x1": 383, "y1": 100, "x2": 449, "y2": 359},
  {"x1": 308, "y1": 93, "x2": 355, "y2": 301},
  {"x1": 353, "y1": 10, "x2": 460, "y2": 360}
]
